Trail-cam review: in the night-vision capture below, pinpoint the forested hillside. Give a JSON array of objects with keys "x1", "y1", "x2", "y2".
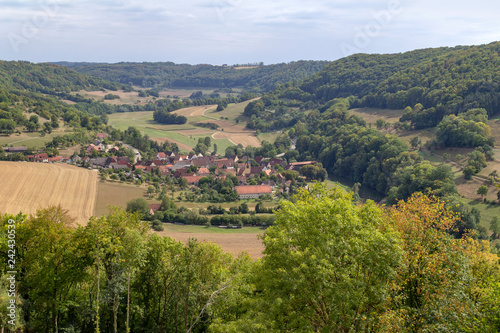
[
  {"x1": 54, "y1": 60, "x2": 329, "y2": 92},
  {"x1": 0, "y1": 61, "x2": 130, "y2": 134},
  {"x1": 281, "y1": 42, "x2": 500, "y2": 127},
  {"x1": 0, "y1": 61, "x2": 126, "y2": 94}
]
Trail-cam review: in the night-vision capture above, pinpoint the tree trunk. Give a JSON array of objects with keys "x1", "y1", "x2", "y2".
[
  {"x1": 126, "y1": 269, "x2": 131, "y2": 333},
  {"x1": 96, "y1": 254, "x2": 101, "y2": 333},
  {"x1": 113, "y1": 294, "x2": 118, "y2": 333}
]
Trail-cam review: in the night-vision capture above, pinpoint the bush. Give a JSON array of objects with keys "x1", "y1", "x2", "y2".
[{"x1": 152, "y1": 219, "x2": 164, "y2": 231}]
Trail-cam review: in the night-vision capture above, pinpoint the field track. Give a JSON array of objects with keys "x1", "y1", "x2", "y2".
[{"x1": 0, "y1": 162, "x2": 98, "y2": 225}]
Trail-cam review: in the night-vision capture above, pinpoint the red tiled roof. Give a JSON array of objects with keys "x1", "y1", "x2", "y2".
[
  {"x1": 149, "y1": 204, "x2": 161, "y2": 212},
  {"x1": 197, "y1": 167, "x2": 210, "y2": 175},
  {"x1": 183, "y1": 176, "x2": 203, "y2": 184},
  {"x1": 235, "y1": 185, "x2": 272, "y2": 195}
]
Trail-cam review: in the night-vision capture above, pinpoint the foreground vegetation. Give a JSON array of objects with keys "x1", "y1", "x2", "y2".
[{"x1": 1, "y1": 186, "x2": 499, "y2": 332}]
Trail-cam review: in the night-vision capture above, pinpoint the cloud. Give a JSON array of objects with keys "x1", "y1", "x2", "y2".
[{"x1": 0, "y1": 0, "x2": 499, "y2": 64}]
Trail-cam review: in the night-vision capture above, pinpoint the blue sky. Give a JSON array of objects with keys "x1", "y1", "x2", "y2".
[{"x1": 1, "y1": 0, "x2": 499, "y2": 64}]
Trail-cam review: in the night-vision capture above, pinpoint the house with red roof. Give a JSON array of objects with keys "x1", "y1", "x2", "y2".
[{"x1": 149, "y1": 204, "x2": 161, "y2": 215}]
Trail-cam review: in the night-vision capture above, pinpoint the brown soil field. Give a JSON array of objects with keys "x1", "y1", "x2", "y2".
[
  {"x1": 94, "y1": 181, "x2": 148, "y2": 217},
  {"x1": 150, "y1": 137, "x2": 194, "y2": 152},
  {"x1": 155, "y1": 229, "x2": 265, "y2": 259},
  {"x1": 0, "y1": 162, "x2": 98, "y2": 224},
  {"x1": 172, "y1": 105, "x2": 217, "y2": 117}
]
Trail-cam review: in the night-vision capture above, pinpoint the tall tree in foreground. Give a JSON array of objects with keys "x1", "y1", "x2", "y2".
[
  {"x1": 384, "y1": 194, "x2": 479, "y2": 332},
  {"x1": 236, "y1": 185, "x2": 403, "y2": 332},
  {"x1": 19, "y1": 206, "x2": 88, "y2": 333}
]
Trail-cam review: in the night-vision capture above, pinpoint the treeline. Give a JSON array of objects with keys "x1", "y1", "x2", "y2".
[
  {"x1": 1, "y1": 187, "x2": 499, "y2": 332},
  {"x1": 55, "y1": 60, "x2": 329, "y2": 92}
]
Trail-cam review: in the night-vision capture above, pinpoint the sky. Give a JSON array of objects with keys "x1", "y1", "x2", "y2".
[{"x1": 0, "y1": 0, "x2": 499, "y2": 65}]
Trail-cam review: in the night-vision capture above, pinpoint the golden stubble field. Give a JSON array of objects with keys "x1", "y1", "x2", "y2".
[{"x1": 0, "y1": 162, "x2": 98, "y2": 224}]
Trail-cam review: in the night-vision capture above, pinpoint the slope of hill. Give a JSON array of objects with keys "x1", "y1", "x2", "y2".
[
  {"x1": 54, "y1": 60, "x2": 329, "y2": 92},
  {"x1": 281, "y1": 42, "x2": 500, "y2": 126},
  {"x1": 0, "y1": 60, "x2": 126, "y2": 94},
  {"x1": 0, "y1": 61, "x2": 130, "y2": 135}
]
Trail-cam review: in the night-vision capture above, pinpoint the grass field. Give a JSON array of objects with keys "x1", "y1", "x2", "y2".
[
  {"x1": 206, "y1": 98, "x2": 257, "y2": 122},
  {"x1": 155, "y1": 223, "x2": 265, "y2": 258},
  {"x1": 257, "y1": 131, "x2": 283, "y2": 143},
  {"x1": 94, "y1": 181, "x2": 150, "y2": 217},
  {"x1": 0, "y1": 162, "x2": 98, "y2": 224},
  {"x1": 0, "y1": 126, "x2": 74, "y2": 150}
]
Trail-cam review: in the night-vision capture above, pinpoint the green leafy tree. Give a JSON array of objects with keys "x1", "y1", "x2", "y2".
[
  {"x1": 238, "y1": 185, "x2": 402, "y2": 332},
  {"x1": 491, "y1": 216, "x2": 500, "y2": 239},
  {"x1": 18, "y1": 206, "x2": 88, "y2": 332},
  {"x1": 477, "y1": 185, "x2": 489, "y2": 200},
  {"x1": 410, "y1": 136, "x2": 421, "y2": 149},
  {"x1": 126, "y1": 198, "x2": 149, "y2": 216},
  {"x1": 464, "y1": 165, "x2": 476, "y2": 180}
]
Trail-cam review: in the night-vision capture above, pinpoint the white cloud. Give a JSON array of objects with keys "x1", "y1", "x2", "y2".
[{"x1": 0, "y1": 0, "x2": 499, "y2": 63}]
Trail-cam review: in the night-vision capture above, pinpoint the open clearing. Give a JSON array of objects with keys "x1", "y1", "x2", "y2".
[
  {"x1": 0, "y1": 162, "x2": 97, "y2": 224},
  {"x1": 155, "y1": 223, "x2": 265, "y2": 259},
  {"x1": 70, "y1": 89, "x2": 157, "y2": 105},
  {"x1": 349, "y1": 107, "x2": 403, "y2": 124}
]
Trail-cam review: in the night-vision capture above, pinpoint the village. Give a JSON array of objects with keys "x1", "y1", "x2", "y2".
[{"x1": 2, "y1": 133, "x2": 321, "y2": 203}]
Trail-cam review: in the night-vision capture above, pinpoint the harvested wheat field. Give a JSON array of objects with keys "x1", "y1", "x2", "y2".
[
  {"x1": 172, "y1": 105, "x2": 217, "y2": 117},
  {"x1": 213, "y1": 132, "x2": 261, "y2": 147},
  {"x1": 0, "y1": 162, "x2": 98, "y2": 224}
]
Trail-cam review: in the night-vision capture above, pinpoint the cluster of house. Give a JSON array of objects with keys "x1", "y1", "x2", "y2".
[
  {"x1": 86, "y1": 133, "x2": 120, "y2": 154},
  {"x1": 4, "y1": 136, "x2": 318, "y2": 199},
  {"x1": 84, "y1": 151, "x2": 316, "y2": 198}
]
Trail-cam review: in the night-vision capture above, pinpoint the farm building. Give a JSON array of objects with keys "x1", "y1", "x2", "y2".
[
  {"x1": 235, "y1": 185, "x2": 272, "y2": 199},
  {"x1": 2, "y1": 147, "x2": 28, "y2": 153},
  {"x1": 285, "y1": 161, "x2": 318, "y2": 171}
]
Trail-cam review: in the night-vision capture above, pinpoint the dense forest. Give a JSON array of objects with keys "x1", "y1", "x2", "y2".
[
  {"x1": 54, "y1": 61, "x2": 329, "y2": 92},
  {"x1": 1, "y1": 187, "x2": 499, "y2": 332},
  {"x1": 0, "y1": 61, "x2": 126, "y2": 95},
  {"x1": 275, "y1": 41, "x2": 500, "y2": 128}
]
